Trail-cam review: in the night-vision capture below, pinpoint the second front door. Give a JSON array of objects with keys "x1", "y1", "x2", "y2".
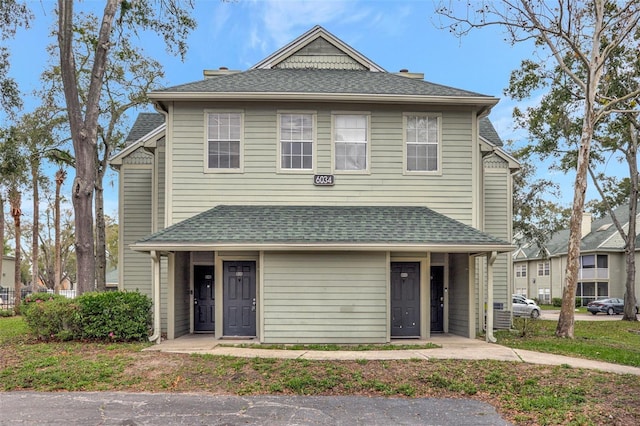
[
  {"x1": 390, "y1": 262, "x2": 420, "y2": 337},
  {"x1": 223, "y1": 261, "x2": 257, "y2": 337}
]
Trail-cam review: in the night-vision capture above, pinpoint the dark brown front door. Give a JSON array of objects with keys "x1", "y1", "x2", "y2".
[
  {"x1": 223, "y1": 261, "x2": 256, "y2": 336},
  {"x1": 194, "y1": 265, "x2": 214, "y2": 332},
  {"x1": 391, "y1": 262, "x2": 420, "y2": 337},
  {"x1": 430, "y1": 265, "x2": 444, "y2": 333}
]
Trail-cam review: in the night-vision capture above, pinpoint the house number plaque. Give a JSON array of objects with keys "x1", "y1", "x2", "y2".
[{"x1": 314, "y1": 174, "x2": 335, "y2": 186}]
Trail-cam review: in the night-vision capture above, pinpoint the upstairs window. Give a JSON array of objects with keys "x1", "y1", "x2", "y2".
[
  {"x1": 404, "y1": 114, "x2": 440, "y2": 173},
  {"x1": 206, "y1": 112, "x2": 241, "y2": 171},
  {"x1": 537, "y1": 261, "x2": 550, "y2": 276},
  {"x1": 515, "y1": 264, "x2": 527, "y2": 278},
  {"x1": 334, "y1": 114, "x2": 368, "y2": 172},
  {"x1": 280, "y1": 113, "x2": 314, "y2": 170}
]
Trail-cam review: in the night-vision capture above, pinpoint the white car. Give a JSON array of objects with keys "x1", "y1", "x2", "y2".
[{"x1": 512, "y1": 295, "x2": 541, "y2": 318}]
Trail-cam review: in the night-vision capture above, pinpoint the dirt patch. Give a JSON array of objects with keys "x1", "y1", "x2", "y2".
[{"x1": 2, "y1": 338, "x2": 639, "y2": 425}]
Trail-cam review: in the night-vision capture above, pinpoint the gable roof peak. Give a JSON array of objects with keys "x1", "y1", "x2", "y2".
[{"x1": 251, "y1": 25, "x2": 386, "y2": 72}]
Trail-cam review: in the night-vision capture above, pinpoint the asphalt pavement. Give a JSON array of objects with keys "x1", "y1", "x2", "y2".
[
  {"x1": 0, "y1": 392, "x2": 512, "y2": 425},
  {"x1": 1, "y1": 310, "x2": 636, "y2": 426}
]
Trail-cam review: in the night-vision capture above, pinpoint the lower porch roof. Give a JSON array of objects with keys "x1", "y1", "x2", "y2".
[{"x1": 130, "y1": 205, "x2": 514, "y2": 253}]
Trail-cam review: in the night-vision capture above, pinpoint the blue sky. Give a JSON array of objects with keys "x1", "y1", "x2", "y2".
[{"x1": 7, "y1": 0, "x2": 611, "y2": 218}]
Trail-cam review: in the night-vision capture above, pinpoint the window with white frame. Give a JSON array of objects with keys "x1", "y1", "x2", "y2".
[
  {"x1": 538, "y1": 288, "x2": 551, "y2": 304},
  {"x1": 280, "y1": 113, "x2": 313, "y2": 170},
  {"x1": 334, "y1": 114, "x2": 368, "y2": 171},
  {"x1": 515, "y1": 264, "x2": 527, "y2": 278},
  {"x1": 405, "y1": 114, "x2": 439, "y2": 172},
  {"x1": 579, "y1": 254, "x2": 609, "y2": 279},
  {"x1": 207, "y1": 112, "x2": 241, "y2": 170},
  {"x1": 537, "y1": 261, "x2": 550, "y2": 276}
]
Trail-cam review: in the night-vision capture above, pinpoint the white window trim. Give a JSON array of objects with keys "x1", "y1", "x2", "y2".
[
  {"x1": 515, "y1": 264, "x2": 527, "y2": 278},
  {"x1": 276, "y1": 111, "x2": 317, "y2": 174},
  {"x1": 537, "y1": 261, "x2": 550, "y2": 276},
  {"x1": 402, "y1": 112, "x2": 442, "y2": 176},
  {"x1": 331, "y1": 111, "x2": 371, "y2": 175},
  {"x1": 203, "y1": 109, "x2": 244, "y2": 174}
]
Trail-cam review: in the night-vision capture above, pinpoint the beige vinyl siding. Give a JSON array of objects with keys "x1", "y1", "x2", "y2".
[
  {"x1": 483, "y1": 159, "x2": 511, "y2": 306},
  {"x1": 262, "y1": 252, "x2": 387, "y2": 343},
  {"x1": 121, "y1": 165, "x2": 153, "y2": 296},
  {"x1": 156, "y1": 138, "x2": 166, "y2": 233},
  {"x1": 168, "y1": 102, "x2": 474, "y2": 225},
  {"x1": 550, "y1": 257, "x2": 564, "y2": 300},
  {"x1": 173, "y1": 252, "x2": 190, "y2": 337},
  {"x1": 606, "y1": 253, "x2": 626, "y2": 298},
  {"x1": 448, "y1": 253, "x2": 471, "y2": 337}
]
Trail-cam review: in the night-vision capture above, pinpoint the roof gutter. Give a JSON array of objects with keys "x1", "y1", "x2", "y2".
[
  {"x1": 130, "y1": 242, "x2": 516, "y2": 254},
  {"x1": 148, "y1": 91, "x2": 500, "y2": 107}
]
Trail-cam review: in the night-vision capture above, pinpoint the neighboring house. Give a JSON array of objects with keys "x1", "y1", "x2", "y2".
[
  {"x1": 1, "y1": 255, "x2": 16, "y2": 288},
  {"x1": 513, "y1": 203, "x2": 640, "y2": 305},
  {"x1": 111, "y1": 26, "x2": 518, "y2": 344},
  {"x1": 106, "y1": 269, "x2": 119, "y2": 290}
]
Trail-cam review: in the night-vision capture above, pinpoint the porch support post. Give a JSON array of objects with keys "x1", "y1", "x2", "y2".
[
  {"x1": 149, "y1": 250, "x2": 161, "y2": 343},
  {"x1": 486, "y1": 251, "x2": 497, "y2": 343}
]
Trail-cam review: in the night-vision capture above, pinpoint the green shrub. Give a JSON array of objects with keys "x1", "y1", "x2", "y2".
[
  {"x1": 575, "y1": 297, "x2": 582, "y2": 308},
  {"x1": 23, "y1": 292, "x2": 67, "y2": 306},
  {"x1": 22, "y1": 297, "x2": 81, "y2": 341},
  {"x1": 552, "y1": 298, "x2": 562, "y2": 307},
  {"x1": 0, "y1": 308, "x2": 15, "y2": 317},
  {"x1": 76, "y1": 291, "x2": 152, "y2": 342}
]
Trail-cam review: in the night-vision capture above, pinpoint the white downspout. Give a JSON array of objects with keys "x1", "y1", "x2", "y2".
[
  {"x1": 149, "y1": 250, "x2": 161, "y2": 343},
  {"x1": 486, "y1": 251, "x2": 497, "y2": 343}
]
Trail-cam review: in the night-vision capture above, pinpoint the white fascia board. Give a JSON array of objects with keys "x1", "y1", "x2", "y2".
[
  {"x1": 479, "y1": 136, "x2": 520, "y2": 170},
  {"x1": 130, "y1": 242, "x2": 516, "y2": 254},
  {"x1": 479, "y1": 136, "x2": 495, "y2": 154},
  {"x1": 251, "y1": 25, "x2": 385, "y2": 72},
  {"x1": 109, "y1": 139, "x2": 142, "y2": 166},
  {"x1": 109, "y1": 123, "x2": 166, "y2": 165},
  {"x1": 148, "y1": 91, "x2": 500, "y2": 107}
]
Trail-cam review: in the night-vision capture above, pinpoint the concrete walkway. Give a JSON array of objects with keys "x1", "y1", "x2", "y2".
[{"x1": 145, "y1": 333, "x2": 640, "y2": 376}]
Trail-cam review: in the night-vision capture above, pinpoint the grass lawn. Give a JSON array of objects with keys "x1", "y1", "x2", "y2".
[
  {"x1": 496, "y1": 318, "x2": 640, "y2": 367},
  {"x1": 2, "y1": 315, "x2": 640, "y2": 425}
]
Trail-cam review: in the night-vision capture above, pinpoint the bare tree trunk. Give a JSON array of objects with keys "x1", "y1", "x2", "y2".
[
  {"x1": 95, "y1": 181, "x2": 106, "y2": 291},
  {"x1": 556, "y1": 121, "x2": 597, "y2": 337},
  {"x1": 54, "y1": 169, "x2": 65, "y2": 294},
  {"x1": 71, "y1": 152, "x2": 96, "y2": 295},
  {"x1": 9, "y1": 189, "x2": 21, "y2": 311},
  {"x1": 57, "y1": 0, "x2": 119, "y2": 295},
  {"x1": 31, "y1": 162, "x2": 39, "y2": 290},
  {"x1": 623, "y1": 123, "x2": 638, "y2": 321}
]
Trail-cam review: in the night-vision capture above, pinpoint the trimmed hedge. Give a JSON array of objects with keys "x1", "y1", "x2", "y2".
[
  {"x1": 551, "y1": 297, "x2": 584, "y2": 308},
  {"x1": 78, "y1": 291, "x2": 152, "y2": 341},
  {"x1": 22, "y1": 297, "x2": 81, "y2": 341},
  {"x1": 22, "y1": 291, "x2": 152, "y2": 342}
]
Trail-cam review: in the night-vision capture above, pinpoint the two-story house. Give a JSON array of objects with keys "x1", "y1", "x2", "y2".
[{"x1": 111, "y1": 26, "x2": 518, "y2": 344}]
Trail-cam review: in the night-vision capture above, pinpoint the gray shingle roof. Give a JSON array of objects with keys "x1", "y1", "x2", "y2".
[
  {"x1": 479, "y1": 117, "x2": 503, "y2": 147},
  {"x1": 135, "y1": 205, "x2": 510, "y2": 248},
  {"x1": 125, "y1": 113, "x2": 165, "y2": 145},
  {"x1": 519, "y1": 202, "x2": 640, "y2": 259},
  {"x1": 153, "y1": 69, "x2": 491, "y2": 98}
]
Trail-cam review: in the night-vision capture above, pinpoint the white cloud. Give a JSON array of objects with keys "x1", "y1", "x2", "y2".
[{"x1": 258, "y1": 0, "x2": 355, "y2": 47}]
